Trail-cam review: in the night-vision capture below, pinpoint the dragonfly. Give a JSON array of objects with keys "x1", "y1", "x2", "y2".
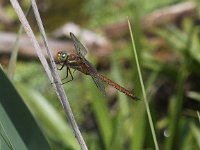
[{"x1": 56, "y1": 32, "x2": 139, "y2": 101}]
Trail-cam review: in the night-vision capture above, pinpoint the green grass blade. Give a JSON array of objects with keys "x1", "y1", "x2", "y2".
[
  {"x1": 130, "y1": 103, "x2": 146, "y2": 150},
  {"x1": 164, "y1": 68, "x2": 188, "y2": 150},
  {"x1": 110, "y1": 53, "x2": 129, "y2": 116},
  {"x1": 6, "y1": 25, "x2": 23, "y2": 80},
  {"x1": 190, "y1": 123, "x2": 200, "y2": 148},
  {"x1": 85, "y1": 77, "x2": 113, "y2": 149},
  {"x1": 197, "y1": 111, "x2": 200, "y2": 124},
  {"x1": 187, "y1": 91, "x2": 200, "y2": 102},
  {"x1": 7, "y1": 4, "x2": 32, "y2": 80},
  {"x1": 109, "y1": 54, "x2": 130, "y2": 150},
  {"x1": 128, "y1": 19, "x2": 159, "y2": 150}
]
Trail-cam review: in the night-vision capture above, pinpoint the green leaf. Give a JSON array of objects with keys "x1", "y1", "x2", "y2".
[
  {"x1": 15, "y1": 83, "x2": 79, "y2": 150},
  {"x1": 0, "y1": 103, "x2": 27, "y2": 150},
  {"x1": 85, "y1": 77, "x2": 113, "y2": 149},
  {"x1": 0, "y1": 67, "x2": 50, "y2": 150},
  {"x1": 190, "y1": 123, "x2": 200, "y2": 148},
  {"x1": 187, "y1": 91, "x2": 200, "y2": 102}
]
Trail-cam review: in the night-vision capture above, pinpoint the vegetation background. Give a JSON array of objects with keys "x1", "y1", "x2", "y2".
[{"x1": 0, "y1": 0, "x2": 199, "y2": 150}]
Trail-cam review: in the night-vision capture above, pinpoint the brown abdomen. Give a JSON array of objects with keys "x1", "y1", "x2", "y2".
[{"x1": 97, "y1": 74, "x2": 138, "y2": 100}]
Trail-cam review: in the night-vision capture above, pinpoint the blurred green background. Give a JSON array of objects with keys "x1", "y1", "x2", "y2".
[{"x1": 0, "y1": 0, "x2": 200, "y2": 150}]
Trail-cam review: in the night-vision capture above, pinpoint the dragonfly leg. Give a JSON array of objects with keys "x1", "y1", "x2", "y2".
[
  {"x1": 61, "y1": 66, "x2": 74, "y2": 84},
  {"x1": 73, "y1": 69, "x2": 76, "y2": 74},
  {"x1": 61, "y1": 66, "x2": 69, "y2": 80},
  {"x1": 57, "y1": 63, "x2": 65, "y2": 70}
]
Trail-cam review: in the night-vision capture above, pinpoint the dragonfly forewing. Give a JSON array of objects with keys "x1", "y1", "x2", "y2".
[
  {"x1": 70, "y1": 32, "x2": 106, "y2": 95},
  {"x1": 70, "y1": 32, "x2": 87, "y2": 57}
]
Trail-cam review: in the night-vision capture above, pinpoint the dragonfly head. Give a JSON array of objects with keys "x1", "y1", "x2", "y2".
[{"x1": 57, "y1": 51, "x2": 68, "y2": 63}]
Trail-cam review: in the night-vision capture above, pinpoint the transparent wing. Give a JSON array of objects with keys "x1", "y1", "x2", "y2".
[
  {"x1": 83, "y1": 58, "x2": 106, "y2": 96},
  {"x1": 70, "y1": 32, "x2": 87, "y2": 57},
  {"x1": 91, "y1": 74, "x2": 106, "y2": 96},
  {"x1": 70, "y1": 32, "x2": 106, "y2": 96}
]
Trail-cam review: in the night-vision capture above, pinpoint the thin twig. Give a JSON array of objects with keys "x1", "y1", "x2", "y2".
[
  {"x1": 9, "y1": 0, "x2": 88, "y2": 149},
  {"x1": 31, "y1": 0, "x2": 88, "y2": 149}
]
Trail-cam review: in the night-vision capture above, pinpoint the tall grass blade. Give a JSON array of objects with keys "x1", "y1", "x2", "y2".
[
  {"x1": 128, "y1": 19, "x2": 159, "y2": 150},
  {"x1": 85, "y1": 77, "x2": 113, "y2": 149},
  {"x1": 164, "y1": 67, "x2": 188, "y2": 150},
  {"x1": 190, "y1": 123, "x2": 200, "y2": 148},
  {"x1": 7, "y1": 5, "x2": 32, "y2": 80}
]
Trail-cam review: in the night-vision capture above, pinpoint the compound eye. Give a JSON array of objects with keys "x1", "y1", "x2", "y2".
[{"x1": 62, "y1": 53, "x2": 66, "y2": 58}]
